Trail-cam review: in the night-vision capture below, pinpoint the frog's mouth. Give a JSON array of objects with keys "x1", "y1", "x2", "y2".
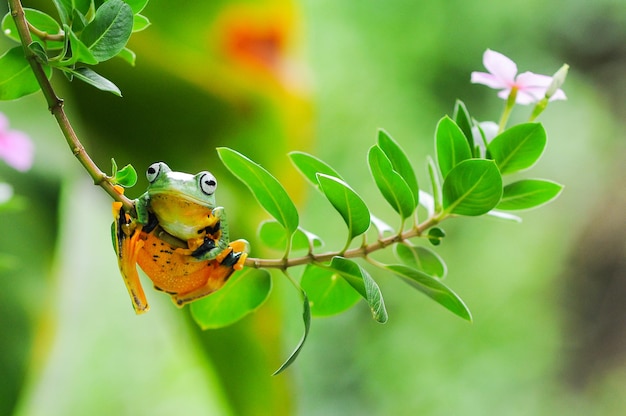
[{"x1": 149, "y1": 190, "x2": 213, "y2": 208}]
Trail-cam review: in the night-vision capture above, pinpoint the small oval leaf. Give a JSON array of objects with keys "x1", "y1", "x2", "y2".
[
  {"x1": 80, "y1": 0, "x2": 134, "y2": 62},
  {"x1": 435, "y1": 116, "x2": 472, "y2": 178},
  {"x1": 317, "y1": 173, "x2": 370, "y2": 241},
  {"x1": 488, "y1": 123, "x2": 547, "y2": 174},
  {"x1": 60, "y1": 67, "x2": 122, "y2": 96},
  {"x1": 329, "y1": 257, "x2": 388, "y2": 323},
  {"x1": 2, "y1": 9, "x2": 64, "y2": 49},
  {"x1": 218, "y1": 147, "x2": 299, "y2": 236},
  {"x1": 442, "y1": 159, "x2": 502, "y2": 216},
  {"x1": 301, "y1": 265, "x2": 360, "y2": 317},
  {"x1": 497, "y1": 179, "x2": 563, "y2": 210},
  {"x1": 289, "y1": 151, "x2": 343, "y2": 189},
  {"x1": 377, "y1": 129, "x2": 419, "y2": 206},
  {"x1": 386, "y1": 264, "x2": 472, "y2": 321},
  {"x1": 452, "y1": 100, "x2": 475, "y2": 155},
  {"x1": 190, "y1": 268, "x2": 272, "y2": 329},
  {"x1": 273, "y1": 291, "x2": 311, "y2": 375},
  {"x1": 394, "y1": 243, "x2": 447, "y2": 279},
  {"x1": 368, "y1": 145, "x2": 415, "y2": 219},
  {"x1": 258, "y1": 220, "x2": 323, "y2": 252}
]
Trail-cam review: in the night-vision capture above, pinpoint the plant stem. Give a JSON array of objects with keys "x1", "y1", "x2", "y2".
[
  {"x1": 8, "y1": 0, "x2": 135, "y2": 213},
  {"x1": 497, "y1": 87, "x2": 518, "y2": 134},
  {"x1": 244, "y1": 216, "x2": 439, "y2": 269}
]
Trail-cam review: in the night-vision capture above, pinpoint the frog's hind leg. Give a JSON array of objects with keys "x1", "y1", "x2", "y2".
[{"x1": 171, "y1": 241, "x2": 249, "y2": 307}]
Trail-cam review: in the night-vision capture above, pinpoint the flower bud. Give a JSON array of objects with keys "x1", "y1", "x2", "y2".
[{"x1": 545, "y1": 64, "x2": 569, "y2": 99}]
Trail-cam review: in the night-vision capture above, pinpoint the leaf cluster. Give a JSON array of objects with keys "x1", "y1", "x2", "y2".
[
  {"x1": 1, "y1": 0, "x2": 150, "y2": 99},
  {"x1": 182, "y1": 100, "x2": 562, "y2": 372}
]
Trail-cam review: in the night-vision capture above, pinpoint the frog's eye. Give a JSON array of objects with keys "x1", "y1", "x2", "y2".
[
  {"x1": 199, "y1": 172, "x2": 217, "y2": 196},
  {"x1": 146, "y1": 162, "x2": 162, "y2": 183}
]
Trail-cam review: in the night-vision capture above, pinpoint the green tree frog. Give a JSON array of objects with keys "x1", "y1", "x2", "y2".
[{"x1": 113, "y1": 162, "x2": 249, "y2": 314}]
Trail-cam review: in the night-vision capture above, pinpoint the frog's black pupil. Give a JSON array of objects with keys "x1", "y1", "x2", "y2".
[
  {"x1": 206, "y1": 180, "x2": 216, "y2": 186},
  {"x1": 148, "y1": 167, "x2": 156, "y2": 175}
]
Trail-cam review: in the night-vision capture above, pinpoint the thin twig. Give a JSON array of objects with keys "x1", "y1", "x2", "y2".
[{"x1": 8, "y1": 0, "x2": 135, "y2": 213}]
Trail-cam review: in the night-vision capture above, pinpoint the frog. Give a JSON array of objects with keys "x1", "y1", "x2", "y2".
[{"x1": 112, "y1": 162, "x2": 249, "y2": 314}]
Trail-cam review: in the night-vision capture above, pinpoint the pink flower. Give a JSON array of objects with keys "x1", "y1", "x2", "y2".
[
  {"x1": 471, "y1": 49, "x2": 567, "y2": 105},
  {"x1": 0, "y1": 112, "x2": 34, "y2": 171}
]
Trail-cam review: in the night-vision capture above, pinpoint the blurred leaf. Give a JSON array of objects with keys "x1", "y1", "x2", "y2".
[
  {"x1": 370, "y1": 214, "x2": 394, "y2": 238},
  {"x1": 2, "y1": 9, "x2": 64, "y2": 49},
  {"x1": 114, "y1": 164, "x2": 138, "y2": 187},
  {"x1": 368, "y1": 145, "x2": 415, "y2": 219},
  {"x1": 80, "y1": 0, "x2": 133, "y2": 62},
  {"x1": 442, "y1": 159, "x2": 502, "y2": 216},
  {"x1": 190, "y1": 268, "x2": 272, "y2": 329},
  {"x1": 218, "y1": 147, "x2": 299, "y2": 236},
  {"x1": 258, "y1": 220, "x2": 323, "y2": 252},
  {"x1": 427, "y1": 227, "x2": 445, "y2": 246},
  {"x1": 273, "y1": 291, "x2": 311, "y2": 375},
  {"x1": 132, "y1": 14, "x2": 151, "y2": 32},
  {"x1": 124, "y1": 0, "x2": 150, "y2": 14},
  {"x1": 0, "y1": 47, "x2": 52, "y2": 101},
  {"x1": 386, "y1": 264, "x2": 472, "y2": 321},
  {"x1": 488, "y1": 123, "x2": 546, "y2": 174},
  {"x1": 329, "y1": 257, "x2": 387, "y2": 323},
  {"x1": 435, "y1": 116, "x2": 472, "y2": 178},
  {"x1": 377, "y1": 129, "x2": 419, "y2": 206},
  {"x1": 300, "y1": 265, "x2": 360, "y2": 316},
  {"x1": 453, "y1": 100, "x2": 474, "y2": 154},
  {"x1": 117, "y1": 47, "x2": 136, "y2": 66},
  {"x1": 317, "y1": 173, "x2": 370, "y2": 241},
  {"x1": 426, "y1": 156, "x2": 442, "y2": 214},
  {"x1": 60, "y1": 67, "x2": 122, "y2": 96},
  {"x1": 497, "y1": 179, "x2": 563, "y2": 210},
  {"x1": 394, "y1": 243, "x2": 447, "y2": 278},
  {"x1": 289, "y1": 151, "x2": 343, "y2": 190}
]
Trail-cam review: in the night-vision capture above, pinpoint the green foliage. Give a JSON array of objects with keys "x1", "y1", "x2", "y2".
[
  {"x1": 1, "y1": 0, "x2": 150, "y2": 99},
  {"x1": 0, "y1": 47, "x2": 52, "y2": 100},
  {"x1": 190, "y1": 268, "x2": 272, "y2": 330},
  {"x1": 488, "y1": 123, "x2": 546, "y2": 174},
  {"x1": 441, "y1": 159, "x2": 502, "y2": 216}
]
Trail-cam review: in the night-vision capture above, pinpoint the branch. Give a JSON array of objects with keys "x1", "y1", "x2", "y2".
[{"x1": 8, "y1": 0, "x2": 135, "y2": 213}]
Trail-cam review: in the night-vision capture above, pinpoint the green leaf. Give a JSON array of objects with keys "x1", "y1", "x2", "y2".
[
  {"x1": 2, "y1": 9, "x2": 64, "y2": 49},
  {"x1": 132, "y1": 14, "x2": 151, "y2": 32},
  {"x1": 316, "y1": 174, "x2": 370, "y2": 241},
  {"x1": 62, "y1": 25, "x2": 99, "y2": 65},
  {"x1": 117, "y1": 47, "x2": 136, "y2": 66},
  {"x1": 289, "y1": 151, "x2": 343, "y2": 189},
  {"x1": 394, "y1": 243, "x2": 447, "y2": 278},
  {"x1": 60, "y1": 67, "x2": 122, "y2": 96},
  {"x1": 80, "y1": 0, "x2": 134, "y2": 62},
  {"x1": 300, "y1": 265, "x2": 360, "y2": 316},
  {"x1": 258, "y1": 220, "x2": 323, "y2": 252},
  {"x1": 329, "y1": 257, "x2": 387, "y2": 323},
  {"x1": 427, "y1": 155, "x2": 442, "y2": 214},
  {"x1": 497, "y1": 179, "x2": 563, "y2": 210},
  {"x1": 28, "y1": 42, "x2": 48, "y2": 64},
  {"x1": 273, "y1": 291, "x2": 311, "y2": 375},
  {"x1": 427, "y1": 227, "x2": 445, "y2": 246},
  {"x1": 377, "y1": 129, "x2": 419, "y2": 206},
  {"x1": 386, "y1": 264, "x2": 472, "y2": 321},
  {"x1": 190, "y1": 268, "x2": 271, "y2": 329},
  {"x1": 453, "y1": 100, "x2": 475, "y2": 156},
  {"x1": 442, "y1": 159, "x2": 502, "y2": 216},
  {"x1": 218, "y1": 147, "x2": 299, "y2": 236},
  {"x1": 368, "y1": 145, "x2": 415, "y2": 219},
  {"x1": 0, "y1": 47, "x2": 52, "y2": 101},
  {"x1": 488, "y1": 123, "x2": 547, "y2": 175},
  {"x1": 124, "y1": 0, "x2": 150, "y2": 14},
  {"x1": 114, "y1": 164, "x2": 138, "y2": 187},
  {"x1": 435, "y1": 116, "x2": 472, "y2": 178}
]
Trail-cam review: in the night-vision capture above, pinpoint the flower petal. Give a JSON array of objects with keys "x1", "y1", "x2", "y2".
[
  {"x1": 471, "y1": 71, "x2": 507, "y2": 89},
  {"x1": 0, "y1": 130, "x2": 34, "y2": 171},
  {"x1": 483, "y1": 49, "x2": 517, "y2": 86},
  {"x1": 515, "y1": 71, "x2": 553, "y2": 89},
  {"x1": 549, "y1": 89, "x2": 567, "y2": 101}
]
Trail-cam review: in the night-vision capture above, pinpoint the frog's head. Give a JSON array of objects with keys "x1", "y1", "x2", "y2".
[{"x1": 145, "y1": 162, "x2": 217, "y2": 207}]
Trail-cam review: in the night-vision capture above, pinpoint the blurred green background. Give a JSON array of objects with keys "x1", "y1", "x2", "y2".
[{"x1": 1, "y1": 0, "x2": 626, "y2": 415}]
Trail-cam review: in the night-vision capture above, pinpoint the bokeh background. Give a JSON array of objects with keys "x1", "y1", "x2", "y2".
[{"x1": 1, "y1": 0, "x2": 626, "y2": 415}]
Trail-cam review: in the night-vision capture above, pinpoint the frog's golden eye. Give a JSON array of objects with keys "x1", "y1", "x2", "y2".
[
  {"x1": 199, "y1": 172, "x2": 217, "y2": 195},
  {"x1": 147, "y1": 162, "x2": 161, "y2": 183}
]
